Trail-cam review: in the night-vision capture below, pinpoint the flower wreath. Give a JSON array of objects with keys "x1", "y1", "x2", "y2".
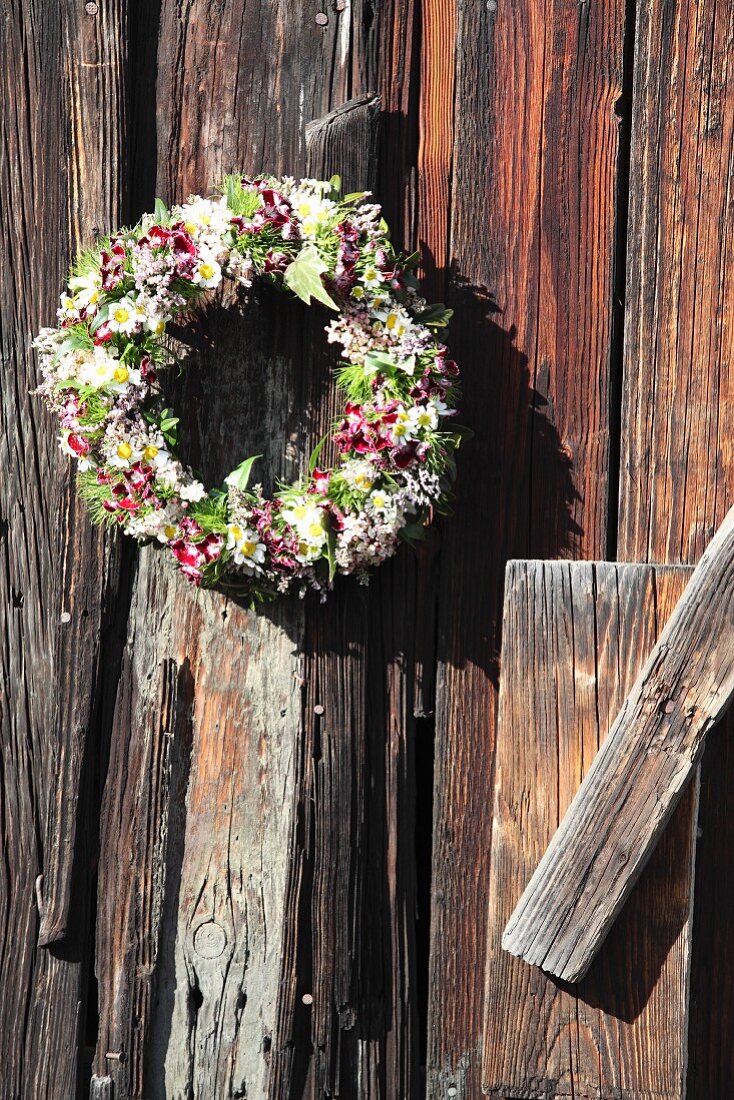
[{"x1": 34, "y1": 175, "x2": 462, "y2": 600}]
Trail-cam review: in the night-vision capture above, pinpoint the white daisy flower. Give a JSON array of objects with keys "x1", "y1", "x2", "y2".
[
  {"x1": 107, "y1": 297, "x2": 140, "y2": 336},
  {"x1": 226, "y1": 523, "x2": 266, "y2": 571},
  {"x1": 193, "y1": 252, "x2": 222, "y2": 289}
]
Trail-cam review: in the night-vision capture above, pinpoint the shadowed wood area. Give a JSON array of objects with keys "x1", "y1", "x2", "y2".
[{"x1": 484, "y1": 560, "x2": 697, "y2": 1097}]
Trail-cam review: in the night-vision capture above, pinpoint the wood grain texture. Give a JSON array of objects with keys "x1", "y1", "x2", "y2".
[
  {"x1": 617, "y1": 0, "x2": 734, "y2": 1088},
  {"x1": 484, "y1": 560, "x2": 697, "y2": 1098},
  {"x1": 269, "y1": 86, "x2": 420, "y2": 1099},
  {"x1": 427, "y1": 0, "x2": 625, "y2": 1091},
  {"x1": 504, "y1": 509, "x2": 734, "y2": 981},
  {"x1": 619, "y1": 0, "x2": 734, "y2": 565},
  {"x1": 91, "y1": 6, "x2": 421, "y2": 1099},
  {"x1": 0, "y1": 1, "x2": 126, "y2": 1095}
]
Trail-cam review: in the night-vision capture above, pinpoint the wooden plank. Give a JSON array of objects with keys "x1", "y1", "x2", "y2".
[
  {"x1": 0, "y1": 1, "x2": 127, "y2": 1094},
  {"x1": 617, "y1": 0, "x2": 734, "y2": 1089},
  {"x1": 269, "y1": 87, "x2": 421, "y2": 1098},
  {"x1": 91, "y1": 6, "x2": 419, "y2": 1099},
  {"x1": 484, "y1": 560, "x2": 697, "y2": 1098},
  {"x1": 427, "y1": 0, "x2": 625, "y2": 1090},
  {"x1": 503, "y1": 509, "x2": 734, "y2": 981}
]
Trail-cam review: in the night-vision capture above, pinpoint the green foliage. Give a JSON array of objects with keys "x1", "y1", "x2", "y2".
[
  {"x1": 224, "y1": 453, "x2": 261, "y2": 491},
  {"x1": 187, "y1": 491, "x2": 229, "y2": 535},
  {"x1": 76, "y1": 470, "x2": 117, "y2": 526},
  {"x1": 283, "y1": 245, "x2": 339, "y2": 310},
  {"x1": 222, "y1": 174, "x2": 265, "y2": 218}
]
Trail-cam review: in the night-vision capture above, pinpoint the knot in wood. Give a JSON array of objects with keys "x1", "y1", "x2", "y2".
[{"x1": 194, "y1": 920, "x2": 227, "y2": 959}]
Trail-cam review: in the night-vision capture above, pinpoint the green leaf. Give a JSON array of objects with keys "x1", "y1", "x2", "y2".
[
  {"x1": 343, "y1": 190, "x2": 368, "y2": 203},
  {"x1": 308, "y1": 432, "x2": 330, "y2": 474},
  {"x1": 89, "y1": 303, "x2": 110, "y2": 333},
  {"x1": 224, "y1": 453, "x2": 261, "y2": 491},
  {"x1": 329, "y1": 174, "x2": 342, "y2": 195},
  {"x1": 153, "y1": 197, "x2": 170, "y2": 226},
  {"x1": 283, "y1": 245, "x2": 339, "y2": 310},
  {"x1": 400, "y1": 522, "x2": 428, "y2": 543},
  {"x1": 325, "y1": 528, "x2": 337, "y2": 583},
  {"x1": 363, "y1": 350, "x2": 397, "y2": 373}
]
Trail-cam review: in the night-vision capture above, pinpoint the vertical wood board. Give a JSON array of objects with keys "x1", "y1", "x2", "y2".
[
  {"x1": 0, "y1": 2, "x2": 128, "y2": 1094},
  {"x1": 429, "y1": 0, "x2": 625, "y2": 1092},
  {"x1": 618, "y1": 0, "x2": 734, "y2": 1088}
]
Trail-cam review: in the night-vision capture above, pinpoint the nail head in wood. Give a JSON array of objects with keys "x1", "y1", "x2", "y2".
[{"x1": 315, "y1": 11, "x2": 328, "y2": 25}]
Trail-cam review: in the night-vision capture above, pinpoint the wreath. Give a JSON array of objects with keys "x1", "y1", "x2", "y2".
[{"x1": 33, "y1": 175, "x2": 462, "y2": 601}]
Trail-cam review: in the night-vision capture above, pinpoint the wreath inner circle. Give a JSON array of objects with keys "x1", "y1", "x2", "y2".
[{"x1": 34, "y1": 174, "x2": 462, "y2": 601}]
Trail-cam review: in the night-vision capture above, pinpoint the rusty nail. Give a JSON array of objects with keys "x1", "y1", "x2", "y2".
[
  {"x1": 85, "y1": 1, "x2": 99, "y2": 14},
  {"x1": 315, "y1": 12, "x2": 328, "y2": 25}
]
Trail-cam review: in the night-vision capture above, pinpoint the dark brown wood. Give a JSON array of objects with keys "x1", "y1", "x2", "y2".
[
  {"x1": 0, "y1": 1, "x2": 127, "y2": 1094},
  {"x1": 484, "y1": 560, "x2": 697, "y2": 1097},
  {"x1": 270, "y1": 87, "x2": 420, "y2": 1098},
  {"x1": 503, "y1": 508, "x2": 734, "y2": 981},
  {"x1": 427, "y1": 0, "x2": 625, "y2": 1090}
]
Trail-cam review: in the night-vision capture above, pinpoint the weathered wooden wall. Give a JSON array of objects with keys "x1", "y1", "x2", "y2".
[{"x1": 2, "y1": 0, "x2": 734, "y2": 1096}]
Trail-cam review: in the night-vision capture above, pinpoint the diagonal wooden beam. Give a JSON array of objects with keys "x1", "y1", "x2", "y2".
[{"x1": 502, "y1": 504, "x2": 734, "y2": 982}]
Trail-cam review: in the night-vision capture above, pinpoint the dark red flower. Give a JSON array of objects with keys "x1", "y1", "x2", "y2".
[{"x1": 66, "y1": 432, "x2": 90, "y2": 456}]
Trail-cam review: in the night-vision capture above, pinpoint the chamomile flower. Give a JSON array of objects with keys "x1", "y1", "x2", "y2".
[
  {"x1": 407, "y1": 402, "x2": 439, "y2": 434},
  {"x1": 226, "y1": 524, "x2": 266, "y2": 571},
  {"x1": 108, "y1": 438, "x2": 143, "y2": 469},
  {"x1": 107, "y1": 297, "x2": 140, "y2": 336},
  {"x1": 362, "y1": 266, "x2": 383, "y2": 289},
  {"x1": 193, "y1": 252, "x2": 222, "y2": 289},
  {"x1": 69, "y1": 271, "x2": 103, "y2": 312}
]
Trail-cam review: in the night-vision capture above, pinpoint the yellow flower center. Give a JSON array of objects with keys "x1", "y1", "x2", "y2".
[
  {"x1": 143, "y1": 445, "x2": 159, "y2": 461},
  {"x1": 393, "y1": 423, "x2": 407, "y2": 438},
  {"x1": 199, "y1": 263, "x2": 215, "y2": 280},
  {"x1": 372, "y1": 494, "x2": 386, "y2": 509},
  {"x1": 355, "y1": 474, "x2": 373, "y2": 490},
  {"x1": 117, "y1": 442, "x2": 133, "y2": 460},
  {"x1": 113, "y1": 307, "x2": 130, "y2": 324},
  {"x1": 88, "y1": 291, "x2": 100, "y2": 305},
  {"x1": 184, "y1": 221, "x2": 198, "y2": 235},
  {"x1": 164, "y1": 525, "x2": 177, "y2": 540},
  {"x1": 153, "y1": 319, "x2": 165, "y2": 335},
  {"x1": 230, "y1": 525, "x2": 243, "y2": 542},
  {"x1": 113, "y1": 366, "x2": 129, "y2": 383},
  {"x1": 242, "y1": 540, "x2": 257, "y2": 557},
  {"x1": 308, "y1": 521, "x2": 324, "y2": 538}
]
